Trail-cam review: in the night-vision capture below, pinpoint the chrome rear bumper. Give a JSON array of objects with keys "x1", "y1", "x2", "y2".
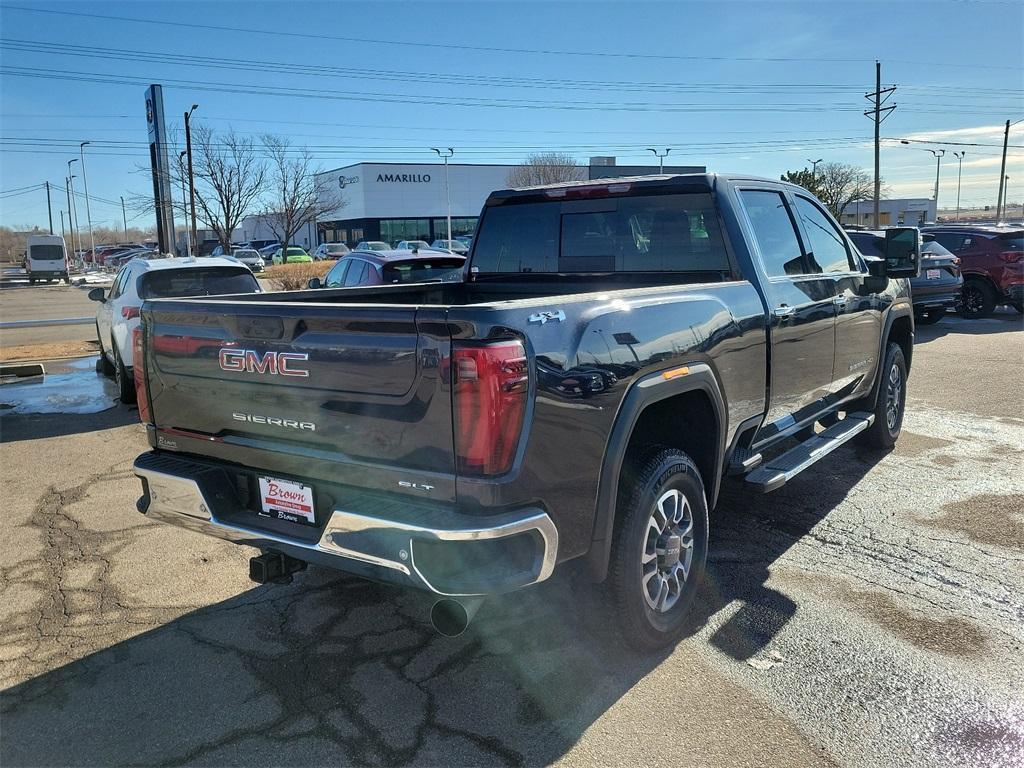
[{"x1": 133, "y1": 452, "x2": 558, "y2": 596}]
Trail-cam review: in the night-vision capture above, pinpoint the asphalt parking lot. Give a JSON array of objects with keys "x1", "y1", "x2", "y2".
[{"x1": 0, "y1": 310, "x2": 1022, "y2": 768}]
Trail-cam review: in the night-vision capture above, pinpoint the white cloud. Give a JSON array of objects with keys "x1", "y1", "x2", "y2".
[{"x1": 901, "y1": 124, "x2": 1011, "y2": 142}]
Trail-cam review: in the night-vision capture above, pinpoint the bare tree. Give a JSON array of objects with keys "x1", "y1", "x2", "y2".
[
  {"x1": 189, "y1": 126, "x2": 266, "y2": 250},
  {"x1": 260, "y1": 135, "x2": 340, "y2": 255},
  {"x1": 507, "y1": 152, "x2": 586, "y2": 187},
  {"x1": 784, "y1": 162, "x2": 876, "y2": 220}
]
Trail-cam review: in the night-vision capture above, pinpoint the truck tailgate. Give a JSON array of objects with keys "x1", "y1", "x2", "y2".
[{"x1": 141, "y1": 300, "x2": 455, "y2": 501}]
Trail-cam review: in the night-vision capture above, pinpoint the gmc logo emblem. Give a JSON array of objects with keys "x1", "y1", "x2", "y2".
[{"x1": 219, "y1": 349, "x2": 310, "y2": 377}]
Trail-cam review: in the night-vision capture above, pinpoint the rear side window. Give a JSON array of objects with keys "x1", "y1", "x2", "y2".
[
  {"x1": 472, "y1": 193, "x2": 730, "y2": 275},
  {"x1": 931, "y1": 232, "x2": 971, "y2": 252},
  {"x1": 139, "y1": 267, "x2": 259, "y2": 299},
  {"x1": 325, "y1": 260, "x2": 349, "y2": 287},
  {"x1": 739, "y1": 190, "x2": 805, "y2": 277},
  {"x1": 344, "y1": 261, "x2": 369, "y2": 286}
]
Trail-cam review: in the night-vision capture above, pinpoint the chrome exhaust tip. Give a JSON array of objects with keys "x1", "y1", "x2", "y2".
[{"x1": 429, "y1": 597, "x2": 483, "y2": 637}]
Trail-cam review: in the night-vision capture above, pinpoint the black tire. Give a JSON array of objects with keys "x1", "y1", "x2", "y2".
[
  {"x1": 96, "y1": 323, "x2": 115, "y2": 376},
  {"x1": 112, "y1": 341, "x2": 136, "y2": 404},
  {"x1": 915, "y1": 310, "x2": 945, "y2": 325},
  {"x1": 960, "y1": 278, "x2": 996, "y2": 319},
  {"x1": 607, "y1": 448, "x2": 709, "y2": 651},
  {"x1": 859, "y1": 342, "x2": 907, "y2": 450},
  {"x1": 1011, "y1": 302, "x2": 1023, "y2": 315}
]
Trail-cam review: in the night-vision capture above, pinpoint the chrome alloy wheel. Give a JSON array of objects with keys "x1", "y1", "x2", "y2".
[
  {"x1": 641, "y1": 489, "x2": 694, "y2": 613},
  {"x1": 885, "y1": 362, "x2": 902, "y2": 431}
]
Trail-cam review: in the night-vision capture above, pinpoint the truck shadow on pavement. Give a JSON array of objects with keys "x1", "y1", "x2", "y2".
[
  {"x1": 913, "y1": 310, "x2": 1023, "y2": 344},
  {"x1": 0, "y1": 446, "x2": 882, "y2": 766}
]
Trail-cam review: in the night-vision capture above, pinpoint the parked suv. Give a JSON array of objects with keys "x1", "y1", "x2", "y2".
[
  {"x1": 89, "y1": 257, "x2": 261, "y2": 403},
  {"x1": 849, "y1": 230, "x2": 962, "y2": 324},
  {"x1": 922, "y1": 226, "x2": 1024, "y2": 317}
]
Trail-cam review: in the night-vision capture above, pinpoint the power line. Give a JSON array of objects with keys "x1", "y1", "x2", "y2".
[{"x1": 4, "y1": 4, "x2": 1022, "y2": 71}]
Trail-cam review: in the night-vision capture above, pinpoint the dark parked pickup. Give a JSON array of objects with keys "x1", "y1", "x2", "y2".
[{"x1": 131, "y1": 174, "x2": 920, "y2": 648}]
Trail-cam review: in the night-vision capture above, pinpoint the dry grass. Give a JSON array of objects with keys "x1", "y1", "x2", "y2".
[{"x1": 260, "y1": 261, "x2": 332, "y2": 291}]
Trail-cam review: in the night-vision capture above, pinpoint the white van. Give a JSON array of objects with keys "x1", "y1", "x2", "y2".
[{"x1": 25, "y1": 234, "x2": 69, "y2": 284}]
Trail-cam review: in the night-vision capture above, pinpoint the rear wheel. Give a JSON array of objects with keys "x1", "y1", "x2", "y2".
[
  {"x1": 960, "y1": 278, "x2": 996, "y2": 319},
  {"x1": 112, "y1": 341, "x2": 136, "y2": 404},
  {"x1": 859, "y1": 342, "x2": 907, "y2": 450},
  {"x1": 916, "y1": 310, "x2": 945, "y2": 325},
  {"x1": 607, "y1": 448, "x2": 709, "y2": 651},
  {"x1": 96, "y1": 323, "x2": 115, "y2": 376}
]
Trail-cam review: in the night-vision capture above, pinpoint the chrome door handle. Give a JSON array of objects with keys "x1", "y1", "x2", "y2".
[{"x1": 772, "y1": 305, "x2": 796, "y2": 318}]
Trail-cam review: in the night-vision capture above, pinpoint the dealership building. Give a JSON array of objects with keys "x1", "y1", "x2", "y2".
[{"x1": 314, "y1": 158, "x2": 705, "y2": 246}]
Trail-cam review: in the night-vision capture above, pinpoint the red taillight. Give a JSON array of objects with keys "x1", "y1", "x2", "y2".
[
  {"x1": 998, "y1": 251, "x2": 1022, "y2": 264},
  {"x1": 122, "y1": 306, "x2": 140, "y2": 319},
  {"x1": 132, "y1": 326, "x2": 151, "y2": 424},
  {"x1": 452, "y1": 340, "x2": 529, "y2": 476}
]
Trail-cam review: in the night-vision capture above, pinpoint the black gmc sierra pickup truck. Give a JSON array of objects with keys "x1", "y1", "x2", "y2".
[{"x1": 131, "y1": 174, "x2": 919, "y2": 648}]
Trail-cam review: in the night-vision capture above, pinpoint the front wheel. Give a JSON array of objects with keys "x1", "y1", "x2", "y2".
[
  {"x1": 607, "y1": 448, "x2": 709, "y2": 651},
  {"x1": 859, "y1": 342, "x2": 907, "y2": 450}
]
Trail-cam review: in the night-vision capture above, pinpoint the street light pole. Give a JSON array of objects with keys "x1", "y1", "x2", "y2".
[
  {"x1": 808, "y1": 158, "x2": 823, "y2": 184},
  {"x1": 67, "y1": 159, "x2": 80, "y2": 257},
  {"x1": 120, "y1": 196, "x2": 128, "y2": 240},
  {"x1": 60, "y1": 210, "x2": 66, "y2": 244},
  {"x1": 647, "y1": 148, "x2": 671, "y2": 173},
  {"x1": 64, "y1": 178, "x2": 74, "y2": 256},
  {"x1": 928, "y1": 149, "x2": 945, "y2": 211},
  {"x1": 184, "y1": 104, "x2": 199, "y2": 258},
  {"x1": 178, "y1": 150, "x2": 191, "y2": 257},
  {"x1": 431, "y1": 147, "x2": 454, "y2": 245},
  {"x1": 79, "y1": 141, "x2": 95, "y2": 255},
  {"x1": 44, "y1": 181, "x2": 53, "y2": 234},
  {"x1": 952, "y1": 151, "x2": 966, "y2": 221}
]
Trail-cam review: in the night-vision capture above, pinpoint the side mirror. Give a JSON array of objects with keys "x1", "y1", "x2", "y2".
[
  {"x1": 307, "y1": 277, "x2": 322, "y2": 289},
  {"x1": 882, "y1": 227, "x2": 920, "y2": 278},
  {"x1": 88, "y1": 287, "x2": 106, "y2": 302}
]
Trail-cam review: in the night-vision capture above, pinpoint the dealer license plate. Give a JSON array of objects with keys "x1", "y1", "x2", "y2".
[
  {"x1": 258, "y1": 476, "x2": 316, "y2": 526},
  {"x1": 926, "y1": 269, "x2": 941, "y2": 279}
]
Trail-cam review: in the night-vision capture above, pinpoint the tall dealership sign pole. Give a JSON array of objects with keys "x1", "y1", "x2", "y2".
[
  {"x1": 145, "y1": 84, "x2": 176, "y2": 254},
  {"x1": 431, "y1": 147, "x2": 454, "y2": 245}
]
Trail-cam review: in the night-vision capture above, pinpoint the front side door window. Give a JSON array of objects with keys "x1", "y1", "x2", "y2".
[{"x1": 793, "y1": 196, "x2": 855, "y2": 273}]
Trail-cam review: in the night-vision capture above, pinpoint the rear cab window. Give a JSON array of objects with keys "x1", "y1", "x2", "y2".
[
  {"x1": 470, "y1": 192, "x2": 731, "y2": 278},
  {"x1": 139, "y1": 267, "x2": 259, "y2": 299}
]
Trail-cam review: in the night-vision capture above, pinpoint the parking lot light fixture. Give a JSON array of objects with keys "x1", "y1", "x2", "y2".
[
  {"x1": 178, "y1": 150, "x2": 191, "y2": 257},
  {"x1": 928, "y1": 149, "x2": 945, "y2": 206},
  {"x1": 79, "y1": 141, "x2": 95, "y2": 259},
  {"x1": 647, "y1": 148, "x2": 671, "y2": 174},
  {"x1": 952, "y1": 152, "x2": 966, "y2": 221},
  {"x1": 431, "y1": 147, "x2": 454, "y2": 246},
  {"x1": 67, "y1": 160, "x2": 80, "y2": 257}
]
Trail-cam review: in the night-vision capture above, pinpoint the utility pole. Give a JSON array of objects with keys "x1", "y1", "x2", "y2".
[
  {"x1": 431, "y1": 147, "x2": 454, "y2": 245},
  {"x1": 80, "y1": 141, "x2": 95, "y2": 255},
  {"x1": 178, "y1": 150, "x2": 191, "y2": 256},
  {"x1": 44, "y1": 181, "x2": 53, "y2": 234},
  {"x1": 647, "y1": 148, "x2": 671, "y2": 173},
  {"x1": 60, "y1": 210, "x2": 66, "y2": 243},
  {"x1": 864, "y1": 61, "x2": 896, "y2": 229},
  {"x1": 184, "y1": 105, "x2": 199, "y2": 257},
  {"x1": 995, "y1": 119, "x2": 1010, "y2": 221},
  {"x1": 121, "y1": 196, "x2": 128, "y2": 240},
  {"x1": 64, "y1": 179, "x2": 73, "y2": 253},
  {"x1": 953, "y1": 151, "x2": 966, "y2": 221}
]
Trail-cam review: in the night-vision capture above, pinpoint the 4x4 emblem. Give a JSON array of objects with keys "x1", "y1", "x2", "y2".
[{"x1": 528, "y1": 310, "x2": 565, "y2": 325}]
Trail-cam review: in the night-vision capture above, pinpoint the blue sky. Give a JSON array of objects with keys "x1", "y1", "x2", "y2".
[{"x1": 1, "y1": 0, "x2": 1022, "y2": 230}]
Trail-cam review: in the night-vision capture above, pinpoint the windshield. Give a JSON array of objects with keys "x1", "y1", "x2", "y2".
[
  {"x1": 287, "y1": 248, "x2": 306, "y2": 255},
  {"x1": 139, "y1": 267, "x2": 259, "y2": 299},
  {"x1": 472, "y1": 192, "x2": 730, "y2": 275},
  {"x1": 29, "y1": 244, "x2": 65, "y2": 260},
  {"x1": 234, "y1": 250, "x2": 260, "y2": 258},
  {"x1": 382, "y1": 258, "x2": 465, "y2": 284},
  {"x1": 326, "y1": 244, "x2": 348, "y2": 253}
]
